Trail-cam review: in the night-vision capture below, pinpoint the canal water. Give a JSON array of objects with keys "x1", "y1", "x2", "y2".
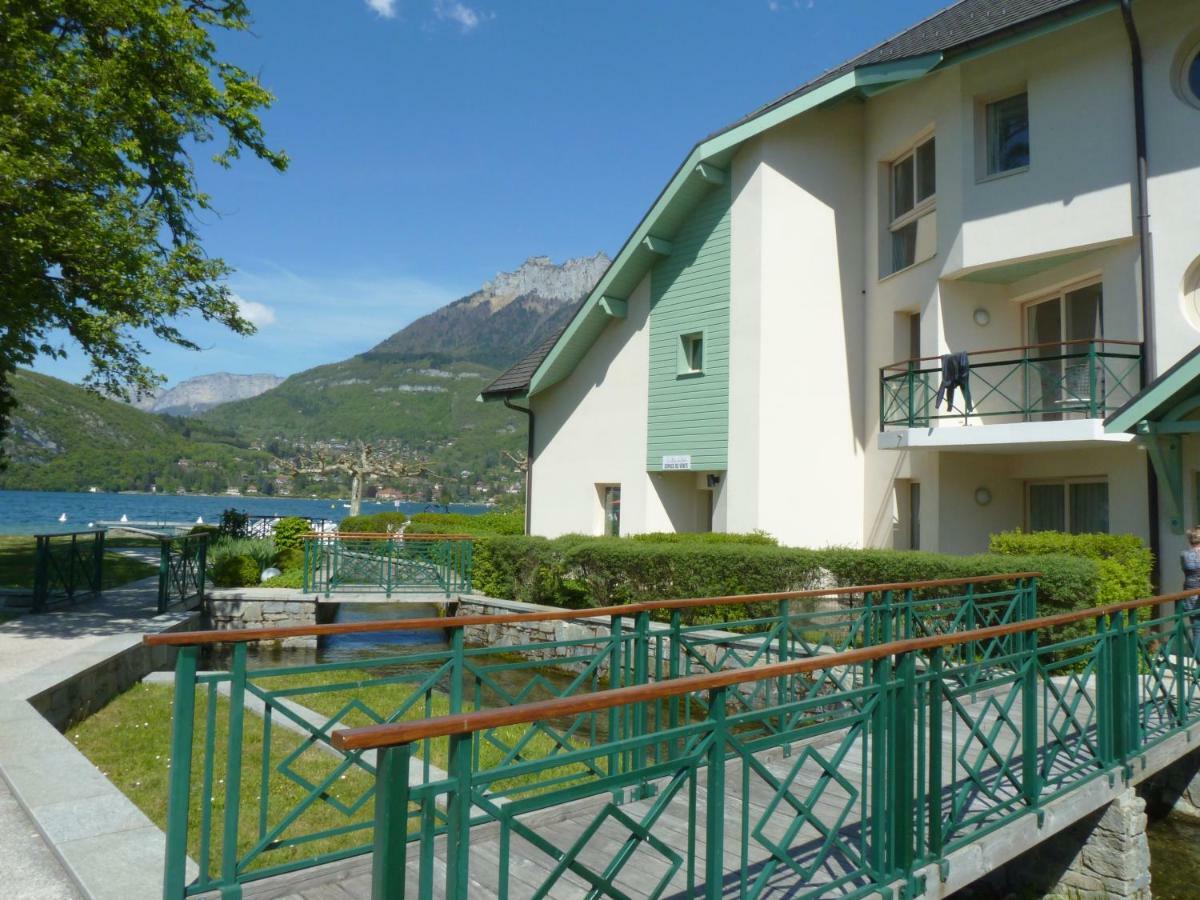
[{"x1": 1147, "y1": 815, "x2": 1200, "y2": 897}]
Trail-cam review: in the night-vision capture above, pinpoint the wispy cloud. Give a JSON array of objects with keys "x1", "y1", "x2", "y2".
[
  {"x1": 33, "y1": 265, "x2": 469, "y2": 386},
  {"x1": 232, "y1": 294, "x2": 277, "y2": 328},
  {"x1": 365, "y1": 0, "x2": 397, "y2": 19},
  {"x1": 767, "y1": 0, "x2": 814, "y2": 10},
  {"x1": 433, "y1": 0, "x2": 492, "y2": 32}
]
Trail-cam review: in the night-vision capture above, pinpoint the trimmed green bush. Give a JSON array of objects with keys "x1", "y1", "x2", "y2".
[
  {"x1": 209, "y1": 537, "x2": 276, "y2": 573},
  {"x1": 338, "y1": 512, "x2": 408, "y2": 533},
  {"x1": 628, "y1": 531, "x2": 778, "y2": 546},
  {"x1": 272, "y1": 547, "x2": 304, "y2": 572},
  {"x1": 471, "y1": 536, "x2": 1102, "y2": 625},
  {"x1": 262, "y1": 568, "x2": 304, "y2": 589},
  {"x1": 989, "y1": 530, "x2": 1153, "y2": 604},
  {"x1": 210, "y1": 554, "x2": 261, "y2": 588},
  {"x1": 407, "y1": 509, "x2": 524, "y2": 536},
  {"x1": 272, "y1": 516, "x2": 311, "y2": 553},
  {"x1": 188, "y1": 524, "x2": 220, "y2": 538}
]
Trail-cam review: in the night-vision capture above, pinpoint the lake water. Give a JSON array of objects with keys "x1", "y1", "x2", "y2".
[{"x1": 0, "y1": 489, "x2": 490, "y2": 535}]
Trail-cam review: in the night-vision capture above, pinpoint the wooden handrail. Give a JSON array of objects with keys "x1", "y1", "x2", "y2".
[
  {"x1": 300, "y1": 532, "x2": 474, "y2": 541},
  {"x1": 881, "y1": 338, "x2": 1143, "y2": 372},
  {"x1": 142, "y1": 572, "x2": 1039, "y2": 647},
  {"x1": 32, "y1": 529, "x2": 106, "y2": 539},
  {"x1": 331, "y1": 587, "x2": 1200, "y2": 751}
]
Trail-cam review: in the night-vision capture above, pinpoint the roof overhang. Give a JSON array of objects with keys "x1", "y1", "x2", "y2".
[
  {"x1": 1105, "y1": 345, "x2": 1200, "y2": 436},
  {"x1": 515, "y1": 0, "x2": 1117, "y2": 401},
  {"x1": 1106, "y1": 344, "x2": 1200, "y2": 534},
  {"x1": 525, "y1": 54, "x2": 943, "y2": 398}
]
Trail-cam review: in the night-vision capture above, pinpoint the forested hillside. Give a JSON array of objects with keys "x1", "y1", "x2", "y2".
[{"x1": 0, "y1": 370, "x2": 277, "y2": 494}]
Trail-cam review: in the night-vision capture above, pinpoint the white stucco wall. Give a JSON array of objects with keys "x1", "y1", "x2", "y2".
[
  {"x1": 530, "y1": 0, "x2": 1196, "y2": 561},
  {"x1": 529, "y1": 275, "x2": 660, "y2": 537},
  {"x1": 729, "y1": 105, "x2": 867, "y2": 548},
  {"x1": 1139, "y1": 0, "x2": 1200, "y2": 375}
]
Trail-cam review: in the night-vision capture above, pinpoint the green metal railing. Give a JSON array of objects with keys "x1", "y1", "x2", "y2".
[
  {"x1": 302, "y1": 532, "x2": 473, "y2": 598},
  {"x1": 345, "y1": 588, "x2": 1200, "y2": 900},
  {"x1": 879, "y1": 338, "x2": 1142, "y2": 430},
  {"x1": 157, "y1": 534, "x2": 208, "y2": 614},
  {"x1": 31, "y1": 530, "x2": 105, "y2": 612},
  {"x1": 146, "y1": 574, "x2": 1036, "y2": 897}
]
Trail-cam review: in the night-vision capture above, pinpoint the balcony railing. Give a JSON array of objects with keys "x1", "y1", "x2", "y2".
[{"x1": 879, "y1": 339, "x2": 1142, "y2": 431}]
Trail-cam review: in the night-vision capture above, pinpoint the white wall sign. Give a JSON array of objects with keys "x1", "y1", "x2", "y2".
[{"x1": 662, "y1": 455, "x2": 692, "y2": 471}]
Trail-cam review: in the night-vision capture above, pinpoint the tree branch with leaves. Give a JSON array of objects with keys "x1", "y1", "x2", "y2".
[{"x1": 0, "y1": 0, "x2": 287, "y2": 463}]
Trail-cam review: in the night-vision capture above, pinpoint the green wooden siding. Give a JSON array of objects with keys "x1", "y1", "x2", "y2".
[{"x1": 646, "y1": 184, "x2": 730, "y2": 471}]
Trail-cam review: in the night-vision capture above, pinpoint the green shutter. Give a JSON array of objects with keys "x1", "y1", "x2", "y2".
[{"x1": 646, "y1": 185, "x2": 730, "y2": 471}]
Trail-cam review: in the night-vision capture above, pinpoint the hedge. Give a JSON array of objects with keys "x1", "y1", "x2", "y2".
[
  {"x1": 471, "y1": 536, "x2": 1102, "y2": 625},
  {"x1": 338, "y1": 511, "x2": 408, "y2": 533},
  {"x1": 406, "y1": 509, "x2": 525, "y2": 536},
  {"x1": 989, "y1": 530, "x2": 1153, "y2": 605},
  {"x1": 627, "y1": 531, "x2": 778, "y2": 546}
]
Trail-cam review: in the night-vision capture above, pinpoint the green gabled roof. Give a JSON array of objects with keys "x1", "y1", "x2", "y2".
[
  {"x1": 1106, "y1": 344, "x2": 1200, "y2": 434},
  {"x1": 481, "y1": 0, "x2": 1112, "y2": 401}
]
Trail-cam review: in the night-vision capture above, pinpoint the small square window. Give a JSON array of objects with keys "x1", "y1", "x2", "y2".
[
  {"x1": 986, "y1": 92, "x2": 1029, "y2": 174},
  {"x1": 679, "y1": 332, "x2": 704, "y2": 375}
]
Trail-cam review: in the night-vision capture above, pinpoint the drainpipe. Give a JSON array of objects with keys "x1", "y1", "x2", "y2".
[
  {"x1": 1121, "y1": 0, "x2": 1162, "y2": 591},
  {"x1": 1121, "y1": 0, "x2": 1155, "y2": 380},
  {"x1": 503, "y1": 397, "x2": 534, "y2": 536}
]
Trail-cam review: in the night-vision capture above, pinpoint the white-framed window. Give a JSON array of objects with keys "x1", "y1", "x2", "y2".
[
  {"x1": 1026, "y1": 479, "x2": 1108, "y2": 534},
  {"x1": 678, "y1": 331, "x2": 704, "y2": 376},
  {"x1": 985, "y1": 91, "x2": 1030, "y2": 175},
  {"x1": 1023, "y1": 280, "x2": 1103, "y2": 420},
  {"x1": 887, "y1": 135, "x2": 935, "y2": 274},
  {"x1": 601, "y1": 485, "x2": 621, "y2": 536}
]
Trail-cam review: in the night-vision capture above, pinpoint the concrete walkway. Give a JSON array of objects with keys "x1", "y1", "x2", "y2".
[{"x1": 0, "y1": 574, "x2": 200, "y2": 900}]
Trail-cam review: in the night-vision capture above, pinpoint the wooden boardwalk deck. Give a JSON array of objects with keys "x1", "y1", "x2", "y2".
[{"x1": 220, "y1": 678, "x2": 1162, "y2": 900}]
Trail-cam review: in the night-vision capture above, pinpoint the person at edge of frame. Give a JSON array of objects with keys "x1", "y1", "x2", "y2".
[{"x1": 1181, "y1": 526, "x2": 1200, "y2": 657}]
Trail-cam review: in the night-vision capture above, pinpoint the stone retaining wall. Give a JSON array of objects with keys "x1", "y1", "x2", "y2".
[
  {"x1": 453, "y1": 594, "x2": 810, "y2": 680},
  {"x1": 205, "y1": 588, "x2": 323, "y2": 646},
  {"x1": 29, "y1": 634, "x2": 189, "y2": 730}
]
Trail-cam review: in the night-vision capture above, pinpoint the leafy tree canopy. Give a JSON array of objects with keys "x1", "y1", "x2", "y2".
[{"x1": 0, "y1": 0, "x2": 287, "y2": 458}]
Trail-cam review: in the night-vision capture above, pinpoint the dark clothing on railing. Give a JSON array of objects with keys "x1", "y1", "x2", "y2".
[{"x1": 934, "y1": 352, "x2": 973, "y2": 413}]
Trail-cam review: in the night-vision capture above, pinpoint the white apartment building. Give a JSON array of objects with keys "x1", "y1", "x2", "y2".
[{"x1": 482, "y1": 0, "x2": 1200, "y2": 588}]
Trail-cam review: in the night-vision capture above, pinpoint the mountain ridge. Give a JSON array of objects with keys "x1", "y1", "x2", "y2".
[
  {"x1": 134, "y1": 372, "x2": 285, "y2": 416},
  {"x1": 364, "y1": 252, "x2": 608, "y2": 368}
]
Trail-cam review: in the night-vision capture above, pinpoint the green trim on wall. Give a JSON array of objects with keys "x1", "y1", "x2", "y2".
[
  {"x1": 521, "y1": 0, "x2": 1119, "y2": 401},
  {"x1": 646, "y1": 185, "x2": 731, "y2": 472}
]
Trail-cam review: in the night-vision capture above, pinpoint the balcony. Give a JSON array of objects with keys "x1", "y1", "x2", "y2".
[{"x1": 878, "y1": 339, "x2": 1142, "y2": 450}]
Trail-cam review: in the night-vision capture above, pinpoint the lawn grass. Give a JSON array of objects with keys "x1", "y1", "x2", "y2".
[
  {"x1": 255, "y1": 668, "x2": 605, "y2": 794},
  {"x1": 72, "y1": 682, "x2": 378, "y2": 879},
  {"x1": 72, "y1": 676, "x2": 606, "y2": 881},
  {"x1": 0, "y1": 534, "x2": 158, "y2": 591}
]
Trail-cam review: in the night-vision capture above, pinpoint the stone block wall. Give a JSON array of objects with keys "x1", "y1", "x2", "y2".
[
  {"x1": 205, "y1": 590, "x2": 321, "y2": 647},
  {"x1": 30, "y1": 623, "x2": 197, "y2": 731},
  {"x1": 454, "y1": 594, "x2": 806, "y2": 682}
]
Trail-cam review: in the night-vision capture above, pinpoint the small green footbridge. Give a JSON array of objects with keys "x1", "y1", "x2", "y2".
[
  {"x1": 302, "y1": 532, "x2": 473, "y2": 598},
  {"x1": 145, "y1": 574, "x2": 1200, "y2": 899}
]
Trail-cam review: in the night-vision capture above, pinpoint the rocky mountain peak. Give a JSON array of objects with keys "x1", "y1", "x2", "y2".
[
  {"x1": 135, "y1": 372, "x2": 284, "y2": 417},
  {"x1": 474, "y1": 252, "x2": 610, "y2": 312}
]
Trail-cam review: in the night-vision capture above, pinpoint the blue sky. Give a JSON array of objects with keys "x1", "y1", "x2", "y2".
[{"x1": 36, "y1": 0, "x2": 949, "y2": 387}]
